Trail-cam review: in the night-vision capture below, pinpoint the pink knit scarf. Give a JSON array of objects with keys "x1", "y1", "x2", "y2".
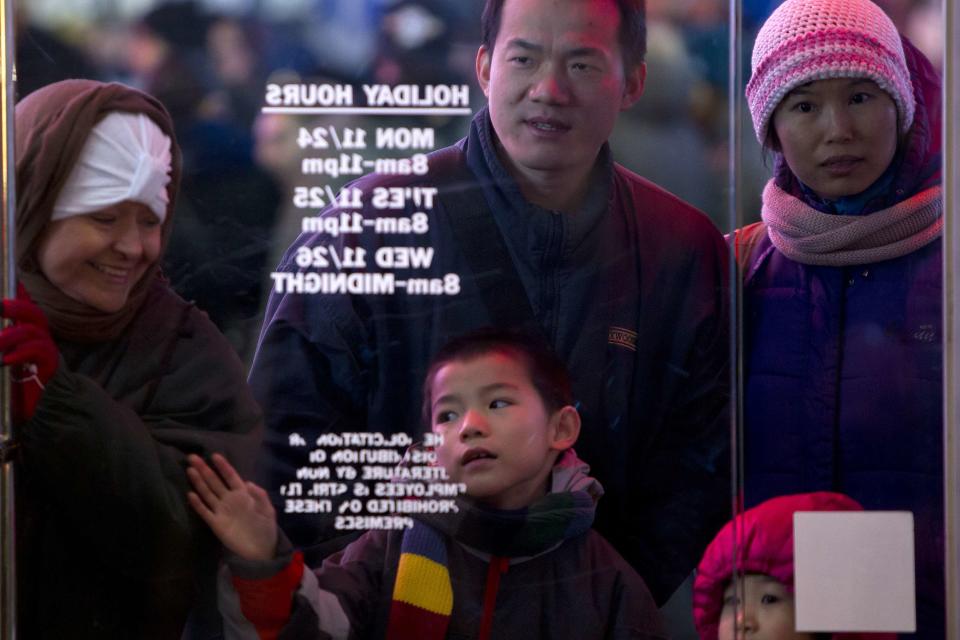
[{"x1": 761, "y1": 180, "x2": 942, "y2": 266}]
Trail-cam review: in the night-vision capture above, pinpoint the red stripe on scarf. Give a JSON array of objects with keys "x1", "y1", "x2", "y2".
[
  {"x1": 386, "y1": 600, "x2": 451, "y2": 640},
  {"x1": 232, "y1": 551, "x2": 305, "y2": 640}
]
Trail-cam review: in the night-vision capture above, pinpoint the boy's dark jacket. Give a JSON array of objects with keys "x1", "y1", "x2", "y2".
[{"x1": 220, "y1": 451, "x2": 667, "y2": 639}]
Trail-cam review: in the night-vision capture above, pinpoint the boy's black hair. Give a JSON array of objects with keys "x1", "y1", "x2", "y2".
[
  {"x1": 422, "y1": 327, "x2": 574, "y2": 427},
  {"x1": 480, "y1": 0, "x2": 647, "y2": 70}
]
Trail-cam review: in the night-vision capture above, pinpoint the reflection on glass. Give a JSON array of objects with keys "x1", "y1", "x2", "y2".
[
  {"x1": 736, "y1": 0, "x2": 945, "y2": 637},
  {"x1": 10, "y1": 0, "x2": 737, "y2": 637},
  {"x1": 249, "y1": 1, "x2": 729, "y2": 633}
]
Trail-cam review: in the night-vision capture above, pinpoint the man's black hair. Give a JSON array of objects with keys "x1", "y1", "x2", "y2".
[
  {"x1": 480, "y1": 0, "x2": 647, "y2": 70},
  {"x1": 422, "y1": 327, "x2": 574, "y2": 427}
]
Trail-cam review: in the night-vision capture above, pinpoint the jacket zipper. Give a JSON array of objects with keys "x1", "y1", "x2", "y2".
[{"x1": 477, "y1": 556, "x2": 509, "y2": 639}]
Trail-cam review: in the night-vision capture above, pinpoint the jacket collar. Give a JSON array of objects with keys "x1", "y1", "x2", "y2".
[{"x1": 463, "y1": 106, "x2": 613, "y2": 259}]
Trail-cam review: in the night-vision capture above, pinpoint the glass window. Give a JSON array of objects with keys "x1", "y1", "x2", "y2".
[{"x1": 2, "y1": 1, "x2": 954, "y2": 638}]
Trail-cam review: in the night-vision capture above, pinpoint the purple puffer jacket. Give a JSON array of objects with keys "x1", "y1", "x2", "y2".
[{"x1": 739, "y1": 37, "x2": 943, "y2": 640}]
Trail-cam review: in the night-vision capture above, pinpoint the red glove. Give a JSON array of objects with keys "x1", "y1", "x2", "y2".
[{"x1": 0, "y1": 284, "x2": 59, "y2": 423}]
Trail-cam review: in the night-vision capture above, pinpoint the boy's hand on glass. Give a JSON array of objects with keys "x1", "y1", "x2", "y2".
[{"x1": 186, "y1": 453, "x2": 278, "y2": 561}]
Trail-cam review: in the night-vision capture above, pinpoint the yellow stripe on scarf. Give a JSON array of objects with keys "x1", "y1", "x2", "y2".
[{"x1": 392, "y1": 553, "x2": 454, "y2": 615}]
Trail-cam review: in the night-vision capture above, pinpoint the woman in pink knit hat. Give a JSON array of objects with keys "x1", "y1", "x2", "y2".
[{"x1": 736, "y1": 0, "x2": 943, "y2": 637}]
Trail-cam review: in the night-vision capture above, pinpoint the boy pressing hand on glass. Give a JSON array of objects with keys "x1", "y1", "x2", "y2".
[{"x1": 188, "y1": 328, "x2": 665, "y2": 640}]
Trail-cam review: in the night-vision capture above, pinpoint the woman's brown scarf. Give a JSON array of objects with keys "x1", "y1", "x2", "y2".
[
  {"x1": 761, "y1": 179, "x2": 942, "y2": 267},
  {"x1": 15, "y1": 79, "x2": 182, "y2": 342}
]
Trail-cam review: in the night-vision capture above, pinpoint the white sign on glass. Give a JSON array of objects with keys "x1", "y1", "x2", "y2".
[{"x1": 794, "y1": 511, "x2": 916, "y2": 633}]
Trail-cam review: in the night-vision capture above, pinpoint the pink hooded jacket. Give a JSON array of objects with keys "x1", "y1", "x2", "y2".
[{"x1": 692, "y1": 492, "x2": 897, "y2": 640}]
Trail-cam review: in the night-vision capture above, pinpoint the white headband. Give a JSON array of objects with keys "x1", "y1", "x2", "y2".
[{"x1": 51, "y1": 112, "x2": 172, "y2": 222}]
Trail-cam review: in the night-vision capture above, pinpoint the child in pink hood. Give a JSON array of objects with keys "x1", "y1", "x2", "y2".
[{"x1": 692, "y1": 492, "x2": 897, "y2": 640}]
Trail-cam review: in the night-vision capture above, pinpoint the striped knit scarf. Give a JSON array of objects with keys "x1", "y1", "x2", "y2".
[
  {"x1": 386, "y1": 450, "x2": 599, "y2": 639},
  {"x1": 761, "y1": 179, "x2": 942, "y2": 266}
]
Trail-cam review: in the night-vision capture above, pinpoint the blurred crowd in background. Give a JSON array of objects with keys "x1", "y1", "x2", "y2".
[{"x1": 14, "y1": 0, "x2": 944, "y2": 364}]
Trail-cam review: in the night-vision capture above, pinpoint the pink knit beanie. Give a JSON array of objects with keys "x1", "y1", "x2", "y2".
[{"x1": 746, "y1": 0, "x2": 915, "y2": 145}]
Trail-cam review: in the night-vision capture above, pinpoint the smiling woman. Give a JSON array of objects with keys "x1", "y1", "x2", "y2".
[
  {"x1": 32, "y1": 114, "x2": 167, "y2": 304},
  {"x1": 37, "y1": 198, "x2": 162, "y2": 313},
  {"x1": 0, "y1": 79, "x2": 262, "y2": 639}
]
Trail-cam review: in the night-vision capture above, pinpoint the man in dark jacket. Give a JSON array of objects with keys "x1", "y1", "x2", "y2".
[{"x1": 250, "y1": 0, "x2": 729, "y2": 605}]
